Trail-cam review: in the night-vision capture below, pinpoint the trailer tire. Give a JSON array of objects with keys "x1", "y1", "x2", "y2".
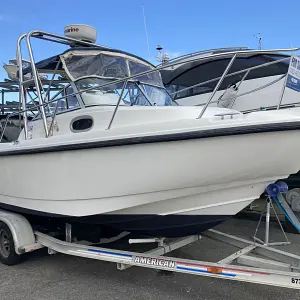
[{"x1": 0, "y1": 221, "x2": 21, "y2": 265}]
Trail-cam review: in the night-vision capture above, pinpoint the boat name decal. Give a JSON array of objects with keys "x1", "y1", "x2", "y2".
[{"x1": 134, "y1": 256, "x2": 176, "y2": 268}]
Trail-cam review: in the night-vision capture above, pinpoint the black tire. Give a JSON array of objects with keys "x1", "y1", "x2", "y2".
[{"x1": 0, "y1": 221, "x2": 22, "y2": 265}]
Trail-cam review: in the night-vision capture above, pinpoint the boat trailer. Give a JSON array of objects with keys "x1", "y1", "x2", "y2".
[{"x1": 0, "y1": 207, "x2": 300, "y2": 290}]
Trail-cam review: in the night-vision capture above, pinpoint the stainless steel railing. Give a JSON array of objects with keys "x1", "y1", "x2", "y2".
[
  {"x1": 197, "y1": 54, "x2": 237, "y2": 118},
  {"x1": 169, "y1": 56, "x2": 290, "y2": 100},
  {"x1": 9, "y1": 29, "x2": 300, "y2": 142},
  {"x1": 157, "y1": 46, "x2": 248, "y2": 66}
]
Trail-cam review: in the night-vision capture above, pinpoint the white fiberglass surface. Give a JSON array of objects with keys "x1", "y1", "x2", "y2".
[
  {"x1": 10, "y1": 105, "x2": 300, "y2": 147},
  {"x1": 0, "y1": 128, "x2": 300, "y2": 214}
]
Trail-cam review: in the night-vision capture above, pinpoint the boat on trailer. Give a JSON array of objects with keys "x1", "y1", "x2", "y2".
[
  {"x1": 160, "y1": 47, "x2": 300, "y2": 112},
  {"x1": 1, "y1": 25, "x2": 300, "y2": 239}
]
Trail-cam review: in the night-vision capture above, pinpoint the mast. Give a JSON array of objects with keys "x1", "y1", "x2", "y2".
[
  {"x1": 254, "y1": 33, "x2": 262, "y2": 50},
  {"x1": 155, "y1": 45, "x2": 169, "y2": 65}
]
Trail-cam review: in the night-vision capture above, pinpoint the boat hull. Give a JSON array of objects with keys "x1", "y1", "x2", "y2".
[
  {"x1": 0, "y1": 202, "x2": 232, "y2": 238},
  {"x1": 0, "y1": 127, "x2": 299, "y2": 237},
  {"x1": 0, "y1": 179, "x2": 267, "y2": 237}
]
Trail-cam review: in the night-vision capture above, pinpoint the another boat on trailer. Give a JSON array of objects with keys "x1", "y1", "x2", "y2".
[
  {"x1": 1, "y1": 25, "x2": 300, "y2": 240},
  {"x1": 3, "y1": 59, "x2": 32, "y2": 82},
  {"x1": 0, "y1": 78, "x2": 65, "y2": 143},
  {"x1": 160, "y1": 47, "x2": 300, "y2": 112}
]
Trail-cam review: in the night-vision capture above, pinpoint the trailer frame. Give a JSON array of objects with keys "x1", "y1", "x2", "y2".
[{"x1": 1, "y1": 208, "x2": 300, "y2": 290}]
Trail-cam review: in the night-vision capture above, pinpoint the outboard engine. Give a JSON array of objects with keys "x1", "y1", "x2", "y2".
[{"x1": 217, "y1": 83, "x2": 239, "y2": 108}]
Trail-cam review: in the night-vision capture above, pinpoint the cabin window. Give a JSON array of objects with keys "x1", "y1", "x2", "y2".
[{"x1": 71, "y1": 116, "x2": 94, "y2": 132}]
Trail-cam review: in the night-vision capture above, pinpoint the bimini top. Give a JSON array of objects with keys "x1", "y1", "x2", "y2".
[{"x1": 23, "y1": 46, "x2": 163, "y2": 86}]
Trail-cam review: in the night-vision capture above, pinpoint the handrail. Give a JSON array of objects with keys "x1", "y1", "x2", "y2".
[
  {"x1": 230, "y1": 74, "x2": 286, "y2": 108},
  {"x1": 229, "y1": 70, "x2": 250, "y2": 108},
  {"x1": 170, "y1": 55, "x2": 295, "y2": 115},
  {"x1": 1, "y1": 73, "x2": 298, "y2": 131},
  {"x1": 191, "y1": 74, "x2": 286, "y2": 108},
  {"x1": 170, "y1": 56, "x2": 289, "y2": 97},
  {"x1": 16, "y1": 33, "x2": 28, "y2": 139},
  {"x1": 8, "y1": 29, "x2": 300, "y2": 141},
  {"x1": 277, "y1": 74, "x2": 289, "y2": 109},
  {"x1": 158, "y1": 46, "x2": 249, "y2": 65},
  {"x1": 0, "y1": 115, "x2": 9, "y2": 142},
  {"x1": 18, "y1": 52, "x2": 292, "y2": 117},
  {"x1": 107, "y1": 80, "x2": 128, "y2": 130},
  {"x1": 25, "y1": 32, "x2": 49, "y2": 136},
  {"x1": 43, "y1": 59, "x2": 62, "y2": 104},
  {"x1": 22, "y1": 33, "x2": 300, "y2": 93},
  {"x1": 243, "y1": 102, "x2": 300, "y2": 113},
  {"x1": 198, "y1": 54, "x2": 237, "y2": 118},
  {"x1": 30, "y1": 30, "x2": 111, "y2": 50}
]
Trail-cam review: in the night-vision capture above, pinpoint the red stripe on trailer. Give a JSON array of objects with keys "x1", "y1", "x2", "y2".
[{"x1": 176, "y1": 261, "x2": 270, "y2": 275}]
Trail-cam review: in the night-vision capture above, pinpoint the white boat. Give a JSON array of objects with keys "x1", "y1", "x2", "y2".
[
  {"x1": 3, "y1": 58, "x2": 47, "y2": 82},
  {"x1": 1, "y1": 27, "x2": 300, "y2": 239},
  {"x1": 3, "y1": 59, "x2": 32, "y2": 81},
  {"x1": 160, "y1": 47, "x2": 300, "y2": 112}
]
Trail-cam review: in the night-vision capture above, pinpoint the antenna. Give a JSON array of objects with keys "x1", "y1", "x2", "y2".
[
  {"x1": 142, "y1": 4, "x2": 151, "y2": 58},
  {"x1": 155, "y1": 45, "x2": 169, "y2": 65},
  {"x1": 254, "y1": 33, "x2": 262, "y2": 50}
]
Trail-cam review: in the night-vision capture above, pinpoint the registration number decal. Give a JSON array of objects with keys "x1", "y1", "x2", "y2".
[{"x1": 291, "y1": 278, "x2": 300, "y2": 284}]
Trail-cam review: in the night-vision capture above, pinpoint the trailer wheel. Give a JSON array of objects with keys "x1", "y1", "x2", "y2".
[{"x1": 0, "y1": 221, "x2": 21, "y2": 265}]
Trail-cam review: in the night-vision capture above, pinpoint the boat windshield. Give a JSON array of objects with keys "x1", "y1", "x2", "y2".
[
  {"x1": 73, "y1": 77, "x2": 175, "y2": 106},
  {"x1": 60, "y1": 50, "x2": 175, "y2": 106}
]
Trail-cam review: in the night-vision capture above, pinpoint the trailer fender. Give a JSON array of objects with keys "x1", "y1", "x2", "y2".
[{"x1": 0, "y1": 209, "x2": 36, "y2": 254}]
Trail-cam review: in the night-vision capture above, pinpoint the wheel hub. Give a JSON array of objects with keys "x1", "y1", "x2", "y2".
[{"x1": 0, "y1": 229, "x2": 10, "y2": 258}]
